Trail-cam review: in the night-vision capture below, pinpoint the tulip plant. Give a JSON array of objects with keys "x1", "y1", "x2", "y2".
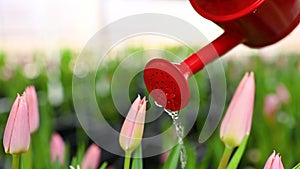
[
  {"x1": 2, "y1": 72, "x2": 300, "y2": 168},
  {"x1": 3, "y1": 93, "x2": 30, "y2": 169},
  {"x1": 218, "y1": 72, "x2": 255, "y2": 169},
  {"x1": 115, "y1": 72, "x2": 299, "y2": 169},
  {"x1": 2, "y1": 86, "x2": 105, "y2": 169},
  {"x1": 24, "y1": 86, "x2": 40, "y2": 133},
  {"x1": 119, "y1": 95, "x2": 147, "y2": 169},
  {"x1": 50, "y1": 133, "x2": 66, "y2": 166}
]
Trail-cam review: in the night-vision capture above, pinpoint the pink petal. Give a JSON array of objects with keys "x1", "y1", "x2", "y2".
[
  {"x1": 276, "y1": 84, "x2": 290, "y2": 104},
  {"x1": 263, "y1": 94, "x2": 280, "y2": 116},
  {"x1": 278, "y1": 156, "x2": 284, "y2": 169},
  {"x1": 106, "y1": 166, "x2": 115, "y2": 169},
  {"x1": 220, "y1": 72, "x2": 255, "y2": 147},
  {"x1": 8, "y1": 95, "x2": 30, "y2": 154},
  {"x1": 126, "y1": 95, "x2": 141, "y2": 122},
  {"x1": 220, "y1": 73, "x2": 249, "y2": 137},
  {"x1": 25, "y1": 85, "x2": 39, "y2": 133},
  {"x1": 119, "y1": 95, "x2": 147, "y2": 152},
  {"x1": 273, "y1": 154, "x2": 284, "y2": 169},
  {"x1": 264, "y1": 151, "x2": 276, "y2": 169},
  {"x1": 160, "y1": 152, "x2": 170, "y2": 164},
  {"x1": 81, "y1": 144, "x2": 101, "y2": 169},
  {"x1": 3, "y1": 94, "x2": 21, "y2": 153},
  {"x1": 135, "y1": 97, "x2": 147, "y2": 124},
  {"x1": 50, "y1": 133, "x2": 65, "y2": 165},
  {"x1": 245, "y1": 72, "x2": 255, "y2": 134}
]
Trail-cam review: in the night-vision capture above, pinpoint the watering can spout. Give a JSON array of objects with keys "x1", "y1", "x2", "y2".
[
  {"x1": 143, "y1": 32, "x2": 244, "y2": 111},
  {"x1": 183, "y1": 32, "x2": 244, "y2": 74}
]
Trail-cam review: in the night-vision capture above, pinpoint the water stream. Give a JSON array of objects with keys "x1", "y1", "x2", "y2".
[
  {"x1": 164, "y1": 109, "x2": 187, "y2": 169},
  {"x1": 154, "y1": 101, "x2": 187, "y2": 168}
]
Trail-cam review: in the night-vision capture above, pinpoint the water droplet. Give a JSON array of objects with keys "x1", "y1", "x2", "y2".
[{"x1": 154, "y1": 101, "x2": 163, "y2": 108}]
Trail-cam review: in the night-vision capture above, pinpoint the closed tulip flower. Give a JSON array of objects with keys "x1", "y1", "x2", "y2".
[
  {"x1": 24, "y1": 85, "x2": 39, "y2": 133},
  {"x1": 81, "y1": 144, "x2": 101, "y2": 169},
  {"x1": 3, "y1": 94, "x2": 30, "y2": 155},
  {"x1": 160, "y1": 152, "x2": 170, "y2": 164},
  {"x1": 276, "y1": 84, "x2": 290, "y2": 104},
  {"x1": 50, "y1": 133, "x2": 65, "y2": 165},
  {"x1": 119, "y1": 95, "x2": 147, "y2": 153},
  {"x1": 263, "y1": 94, "x2": 280, "y2": 116},
  {"x1": 220, "y1": 72, "x2": 255, "y2": 148},
  {"x1": 264, "y1": 151, "x2": 284, "y2": 169}
]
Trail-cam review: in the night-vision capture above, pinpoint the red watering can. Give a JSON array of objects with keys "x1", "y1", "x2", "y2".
[{"x1": 144, "y1": 0, "x2": 300, "y2": 111}]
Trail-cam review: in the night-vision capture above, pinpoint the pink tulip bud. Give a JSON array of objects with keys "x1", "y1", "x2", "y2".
[
  {"x1": 160, "y1": 152, "x2": 170, "y2": 164},
  {"x1": 264, "y1": 151, "x2": 284, "y2": 169},
  {"x1": 50, "y1": 133, "x2": 65, "y2": 165},
  {"x1": 3, "y1": 94, "x2": 30, "y2": 155},
  {"x1": 106, "y1": 166, "x2": 115, "y2": 169},
  {"x1": 276, "y1": 84, "x2": 290, "y2": 104},
  {"x1": 220, "y1": 72, "x2": 255, "y2": 148},
  {"x1": 81, "y1": 144, "x2": 101, "y2": 169},
  {"x1": 24, "y1": 85, "x2": 39, "y2": 133},
  {"x1": 119, "y1": 95, "x2": 147, "y2": 153},
  {"x1": 263, "y1": 94, "x2": 280, "y2": 116}
]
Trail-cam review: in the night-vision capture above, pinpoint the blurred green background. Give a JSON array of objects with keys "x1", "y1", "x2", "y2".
[{"x1": 0, "y1": 47, "x2": 300, "y2": 168}]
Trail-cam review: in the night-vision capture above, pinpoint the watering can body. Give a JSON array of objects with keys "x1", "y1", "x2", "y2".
[{"x1": 190, "y1": 0, "x2": 300, "y2": 47}]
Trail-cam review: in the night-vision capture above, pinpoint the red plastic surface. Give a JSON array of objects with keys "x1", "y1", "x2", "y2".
[
  {"x1": 190, "y1": 0, "x2": 265, "y2": 21},
  {"x1": 190, "y1": 0, "x2": 300, "y2": 47},
  {"x1": 185, "y1": 0, "x2": 300, "y2": 72},
  {"x1": 144, "y1": 59, "x2": 190, "y2": 111},
  {"x1": 144, "y1": 0, "x2": 300, "y2": 110},
  {"x1": 184, "y1": 32, "x2": 244, "y2": 74}
]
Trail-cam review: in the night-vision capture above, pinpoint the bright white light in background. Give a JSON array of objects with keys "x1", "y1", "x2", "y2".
[
  {"x1": 103, "y1": 0, "x2": 300, "y2": 58},
  {"x1": 0, "y1": 0, "x2": 299, "y2": 56},
  {"x1": 0, "y1": 0, "x2": 101, "y2": 52},
  {"x1": 103, "y1": 0, "x2": 223, "y2": 41}
]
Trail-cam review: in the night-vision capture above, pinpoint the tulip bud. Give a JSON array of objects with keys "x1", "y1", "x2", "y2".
[
  {"x1": 263, "y1": 94, "x2": 280, "y2": 116},
  {"x1": 276, "y1": 84, "x2": 290, "y2": 104},
  {"x1": 3, "y1": 94, "x2": 30, "y2": 155},
  {"x1": 81, "y1": 144, "x2": 101, "y2": 169},
  {"x1": 50, "y1": 133, "x2": 65, "y2": 165},
  {"x1": 264, "y1": 151, "x2": 284, "y2": 169},
  {"x1": 119, "y1": 95, "x2": 147, "y2": 153},
  {"x1": 160, "y1": 152, "x2": 170, "y2": 164},
  {"x1": 24, "y1": 85, "x2": 39, "y2": 133},
  {"x1": 220, "y1": 72, "x2": 255, "y2": 148}
]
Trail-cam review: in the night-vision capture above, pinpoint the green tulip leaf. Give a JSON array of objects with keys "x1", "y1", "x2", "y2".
[
  {"x1": 292, "y1": 163, "x2": 300, "y2": 169},
  {"x1": 162, "y1": 144, "x2": 181, "y2": 169},
  {"x1": 227, "y1": 135, "x2": 249, "y2": 169},
  {"x1": 185, "y1": 142, "x2": 196, "y2": 169},
  {"x1": 99, "y1": 162, "x2": 108, "y2": 169}
]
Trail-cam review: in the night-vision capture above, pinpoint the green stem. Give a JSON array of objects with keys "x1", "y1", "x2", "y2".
[
  {"x1": 12, "y1": 155, "x2": 20, "y2": 169},
  {"x1": 28, "y1": 145, "x2": 32, "y2": 169},
  {"x1": 218, "y1": 146, "x2": 233, "y2": 169},
  {"x1": 124, "y1": 151, "x2": 131, "y2": 169},
  {"x1": 22, "y1": 146, "x2": 32, "y2": 169}
]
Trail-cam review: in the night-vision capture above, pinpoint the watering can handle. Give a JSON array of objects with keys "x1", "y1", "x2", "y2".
[{"x1": 183, "y1": 32, "x2": 244, "y2": 74}]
